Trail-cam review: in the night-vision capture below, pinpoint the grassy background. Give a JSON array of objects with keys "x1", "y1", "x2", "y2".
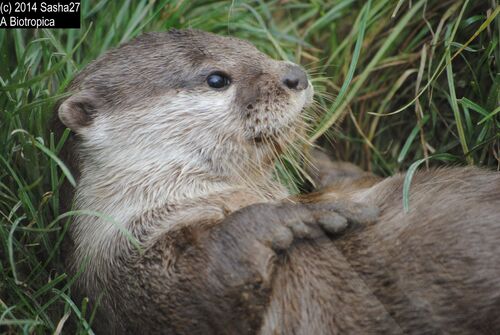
[{"x1": 1, "y1": 0, "x2": 498, "y2": 333}]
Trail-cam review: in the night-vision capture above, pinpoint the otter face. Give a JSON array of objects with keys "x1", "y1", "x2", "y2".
[{"x1": 58, "y1": 29, "x2": 313, "y2": 184}]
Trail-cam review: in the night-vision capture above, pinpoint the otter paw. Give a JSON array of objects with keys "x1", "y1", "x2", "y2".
[{"x1": 306, "y1": 199, "x2": 380, "y2": 225}]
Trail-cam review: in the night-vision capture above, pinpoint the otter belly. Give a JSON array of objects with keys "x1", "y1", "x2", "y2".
[{"x1": 261, "y1": 167, "x2": 500, "y2": 334}]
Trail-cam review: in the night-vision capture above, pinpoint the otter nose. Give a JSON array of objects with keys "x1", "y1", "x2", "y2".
[{"x1": 282, "y1": 66, "x2": 308, "y2": 90}]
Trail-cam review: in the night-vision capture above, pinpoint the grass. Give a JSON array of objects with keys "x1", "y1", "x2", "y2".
[{"x1": 1, "y1": 0, "x2": 498, "y2": 333}]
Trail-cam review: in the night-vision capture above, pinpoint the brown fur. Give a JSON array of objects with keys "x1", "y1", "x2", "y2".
[
  {"x1": 102, "y1": 165, "x2": 500, "y2": 334},
  {"x1": 262, "y1": 165, "x2": 500, "y2": 334},
  {"x1": 52, "y1": 30, "x2": 500, "y2": 334}
]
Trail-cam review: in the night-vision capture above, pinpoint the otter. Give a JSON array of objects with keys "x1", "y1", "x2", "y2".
[{"x1": 53, "y1": 29, "x2": 500, "y2": 334}]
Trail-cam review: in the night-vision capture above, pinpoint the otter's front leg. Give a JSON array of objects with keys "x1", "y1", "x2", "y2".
[{"x1": 119, "y1": 200, "x2": 378, "y2": 335}]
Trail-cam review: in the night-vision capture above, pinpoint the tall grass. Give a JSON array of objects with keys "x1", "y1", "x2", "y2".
[{"x1": 1, "y1": 0, "x2": 498, "y2": 333}]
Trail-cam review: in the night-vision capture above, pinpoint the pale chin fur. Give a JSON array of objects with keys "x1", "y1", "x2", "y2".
[{"x1": 70, "y1": 83, "x2": 311, "y2": 282}]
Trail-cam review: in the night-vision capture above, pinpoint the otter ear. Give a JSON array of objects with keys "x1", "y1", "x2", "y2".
[{"x1": 58, "y1": 91, "x2": 99, "y2": 133}]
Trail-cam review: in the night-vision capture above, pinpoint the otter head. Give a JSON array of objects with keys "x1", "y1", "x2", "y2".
[{"x1": 57, "y1": 29, "x2": 313, "y2": 204}]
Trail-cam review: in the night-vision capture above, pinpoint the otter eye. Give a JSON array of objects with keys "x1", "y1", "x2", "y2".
[{"x1": 207, "y1": 72, "x2": 230, "y2": 89}]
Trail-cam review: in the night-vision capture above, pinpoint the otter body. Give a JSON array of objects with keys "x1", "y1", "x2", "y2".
[
  {"x1": 54, "y1": 30, "x2": 500, "y2": 334},
  {"x1": 263, "y1": 166, "x2": 500, "y2": 334}
]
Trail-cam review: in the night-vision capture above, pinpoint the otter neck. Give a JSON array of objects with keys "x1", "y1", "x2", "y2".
[
  {"x1": 75, "y1": 157, "x2": 282, "y2": 221},
  {"x1": 69, "y1": 140, "x2": 288, "y2": 286}
]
